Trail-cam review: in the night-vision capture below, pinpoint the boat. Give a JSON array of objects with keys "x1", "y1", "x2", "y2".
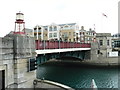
[{"x1": 91, "y1": 79, "x2": 97, "y2": 90}]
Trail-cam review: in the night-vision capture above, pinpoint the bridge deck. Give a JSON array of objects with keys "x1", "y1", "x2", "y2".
[{"x1": 36, "y1": 48, "x2": 91, "y2": 54}]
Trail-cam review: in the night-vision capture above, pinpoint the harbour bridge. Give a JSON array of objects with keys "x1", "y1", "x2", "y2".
[{"x1": 35, "y1": 40, "x2": 91, "y2": 64}]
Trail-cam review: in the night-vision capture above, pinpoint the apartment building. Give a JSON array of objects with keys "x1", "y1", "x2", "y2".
[
  {"x1": 33, "y1": 23, "x2": 79, "y2": 42},
  {"x1": 59, "y1": 23, "x2": 79, "y2": 42},
  {"x1": 48, "y1": 23, "x2": 60, "y2": 41},
  {"x1": 33, "y1": 25, "x2": 48, "y2": 40}
]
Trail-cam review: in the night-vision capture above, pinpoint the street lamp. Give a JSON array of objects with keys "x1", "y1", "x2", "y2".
[
  {"x1": 43, "y1": 34, "x2": 45, "y2": 49},
  {"x1": 59, "y1": 31, "x2": 61, "y2": 49}
]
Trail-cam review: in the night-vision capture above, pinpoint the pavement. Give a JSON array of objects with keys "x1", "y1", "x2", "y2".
[{"x1": 82, "y1": 57, "x2": 119, "y2": 66}]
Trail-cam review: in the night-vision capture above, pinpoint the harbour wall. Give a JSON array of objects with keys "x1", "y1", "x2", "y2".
[{"x1": 0, "y1": 34, "x2": 36, "y2": 88}]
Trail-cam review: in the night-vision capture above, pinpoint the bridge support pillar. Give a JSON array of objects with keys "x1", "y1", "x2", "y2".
[{"x1": 13, "y1": 35, "x2": 36, "y2": 88}]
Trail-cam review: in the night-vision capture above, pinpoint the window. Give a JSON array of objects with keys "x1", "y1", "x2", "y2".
[
  {"x1": 61, "y1": 27, "x2": 63, "y2": 29},
  {"x1": 34, "y1": 28, "x2": 37, "y2": 32},
  {"x1": 54, "y1": 26, "x2": 57, "y2": 31},
  {"x1": 49, "y1": 27, "x2": 52, "y2": 31},
  {"x1": 38, "y1": 27, "x2": 41, "y2": 32},
  {"x1": 38, "y1": 27, "x2": 41, "y2": 30},
  {"x1": 69, "y1": 39, "x2": 71, "y2": 42},
  {"x1": 49, "y1": 33, "x2": 52, "y2": 38},
  {"x1": 92, "y1": 38, "x2": 93, "y2": 41},
  {"x1": 100, "y1": 40, "x2": 103, "y2": 46},
  {"x1": 97, "y1": 50, "x2": 100, "y2": 54},
  {"x1": 119, "y1": 34, "x2": 120, "y2": 37},
  {"x1": 74, "y1": 38, "x2": 76, "y2": 42},
  {"x1": 64, "y1": 25, "x2": 69, "y2": 29},
  {"x1": 64, "y1": 32, "x2": 68, "y2": 38},
  {"x1": 107, "y1": 40, "x2": 109, "y2": 46},
  {"x1": 83, "y1": 32, "x2": 84, "y2": 35},
  {"x1": 53, "y1": 33, "x2": 57, "y2": 37},
  {"x1": 34, "y1": 33, "x2": 37, "y2": 38},
  {"x1": 73, "y1": 32, "x2": 75, "y2": 36},
  {"x1": 69, "y1": 32, "x2": 71, "y2": 35},
  {"x1": 34, "y1": 28, "x2": 37, "y2": 30},
  {"x1": 43, "y1": 34, "x2": 46, "y2": 37},
  {"x1": 85, "y1": 37, "x2": 87, "y2": 41},
  {"x1": 80, "y1": 32, "x2": 81, "y2": 35},
  {"x1": 65, "y1": 39, "x2": 68, "y2": 42},
  {"x1": 89, "y1": 38, "x2": 91, "y2": 41},
  {"x1": 81, "y1": 37, "x2": 84, "y2": 40},
  {"x1": 88, "y1": 37, "x2": 89, "y2": 40},
  {"x1": 38, "y1": 33, "x2": 41, "y2": 37},
  {"x1": 34, "y1": 33, "x2": 37, "y2": 36},
  {"x1": 45, "y1": 28, "x2": 48, "y2": 31}
]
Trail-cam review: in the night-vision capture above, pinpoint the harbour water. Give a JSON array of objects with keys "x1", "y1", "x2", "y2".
[{"x1": 37, "y1": 60, "x2": 119, "y2": 88}]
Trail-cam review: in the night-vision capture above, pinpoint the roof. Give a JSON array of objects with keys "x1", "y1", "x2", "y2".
[
  {"x1": 112, "y1": 33, "x2": 120, "y2": 37},
  {"x1": 96, "y1": 33, "x2": 111, "y2": 37},
  {"x1": 25, "y1": 28, "x2": 32, "y2": 32},
  {"x1": 59, "y1": 23, "x2": 77, "y2": 26},
  {"x1": 86, "y1": 28, "x2": 95, "y2": 32},
  {"x1": 79, "y1": 29, "x2": 86, "y2": 32},
  {"x1": 43, "y1": 26, "x2": 48, "y2": 28}
]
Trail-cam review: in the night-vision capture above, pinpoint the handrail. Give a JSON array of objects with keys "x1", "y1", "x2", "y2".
[{"x1": 35, "y1": 40, "x2": 91, "y2": 50}]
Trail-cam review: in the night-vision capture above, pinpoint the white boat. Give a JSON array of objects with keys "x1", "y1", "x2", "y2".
[{"x1": 91, "y1": 79, "x2": 97, "y2": 90}]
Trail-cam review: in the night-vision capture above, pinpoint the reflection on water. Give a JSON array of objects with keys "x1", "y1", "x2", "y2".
[{"x1": 37, "y1": 61, "x2": 118, "y2": 88}]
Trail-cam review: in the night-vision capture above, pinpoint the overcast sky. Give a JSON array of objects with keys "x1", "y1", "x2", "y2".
[{"x1": 0, "y1": 0, "x2": 119, "y2": 37}]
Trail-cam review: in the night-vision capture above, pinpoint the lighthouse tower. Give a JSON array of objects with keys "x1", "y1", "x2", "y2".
[{"x1": 14, "y1": 12, "x2": 25, "y2": 34}]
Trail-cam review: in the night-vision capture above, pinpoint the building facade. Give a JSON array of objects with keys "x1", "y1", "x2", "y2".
[
  {"x1": 48, "y1": 23, "x2": 60, "y2": 41},
  {"x1": 96, "y1": 33, "x2": 112, "y2": 58},
  {"x1": 33, "y1": 23, "x2": 79, "y2": 42},
  {"x1": 79, "y1": 26, "x2": 96, "y2": 43},
  {"x1": 112, "y1": 33, "x2": 120, "y2": 52},
  {"x1": 59, "y1": 23, "x2": 79, "y2": 42}
]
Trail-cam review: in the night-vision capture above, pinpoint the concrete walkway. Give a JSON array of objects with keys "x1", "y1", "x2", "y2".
[
  {"x1": 47, "y1": 57, "x2": 119, "y2": 66},
  {"x1": 82, "y1": 57, "x2": 119, "y2": 66}
]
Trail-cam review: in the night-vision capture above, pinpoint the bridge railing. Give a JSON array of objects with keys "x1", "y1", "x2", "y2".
[{"x1": 36, "y1": 40, "x2": 91, "y2": 50}]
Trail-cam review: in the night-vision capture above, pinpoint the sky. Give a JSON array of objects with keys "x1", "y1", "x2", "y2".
[{"x1": 0, "y1": 0, "x2": 119, "y2": 37}]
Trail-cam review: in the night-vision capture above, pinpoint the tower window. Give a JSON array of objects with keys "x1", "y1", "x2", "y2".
[
  {"x1": 107, "y1": 40, "x2": 109, "y2": 46},
  {"x1": 100, "y1": 40, "x2": 103, "y2": 46}
]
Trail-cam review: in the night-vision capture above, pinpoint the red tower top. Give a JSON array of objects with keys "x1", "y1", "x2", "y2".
[{"x1": 14, "y1": 12, "x2": 25, "y2": 34}]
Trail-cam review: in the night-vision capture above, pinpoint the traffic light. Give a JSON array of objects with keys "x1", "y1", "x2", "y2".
[{"x1": 28, "y1": 58, "x2": 37, "y2": 72}]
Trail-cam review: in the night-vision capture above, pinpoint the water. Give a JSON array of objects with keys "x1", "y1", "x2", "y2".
[{"x1": 37, "y1": 61, "x2": 119, "y2": 88}]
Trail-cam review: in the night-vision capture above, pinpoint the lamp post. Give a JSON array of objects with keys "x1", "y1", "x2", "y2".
[
  {"x1": 43, "y1": 34, "x2": 45, "y2": 50},
  {"x1": 59, "y1": 31, "x2": 61, "y2": 49}
]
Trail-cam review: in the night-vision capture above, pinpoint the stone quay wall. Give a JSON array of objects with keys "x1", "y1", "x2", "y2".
[{"x1": 0, "y1": 34, "x2": 36, "y2": 88}]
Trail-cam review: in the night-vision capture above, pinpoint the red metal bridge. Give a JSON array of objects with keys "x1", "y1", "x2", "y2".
[
  {"x1": 35, "y1": 40, "x2": 91, "y2": 50},
  {"x1": 35, "y1": 40, "x2": 91, "y2": 64}
]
